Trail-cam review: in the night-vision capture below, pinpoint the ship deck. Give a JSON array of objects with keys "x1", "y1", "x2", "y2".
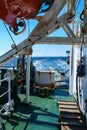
[{"x1": 0, "y1": 85, "x2": 81, "y2": 130}]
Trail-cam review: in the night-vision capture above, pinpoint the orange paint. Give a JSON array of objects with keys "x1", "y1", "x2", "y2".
[{"x1": 0, "y1": 0, "x2": 42, "y2": 26}]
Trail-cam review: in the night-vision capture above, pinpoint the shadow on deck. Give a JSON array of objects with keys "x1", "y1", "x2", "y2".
[{"x1": 0, "y1": 89, "x2": 60, "y2": 130}]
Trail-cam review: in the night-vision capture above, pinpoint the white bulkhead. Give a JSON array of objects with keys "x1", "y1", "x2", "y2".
[{"x1": 69, "y1": 35, "x2": 87, "y2": 114}]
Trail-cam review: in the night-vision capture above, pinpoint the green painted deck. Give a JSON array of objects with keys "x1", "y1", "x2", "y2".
[{"x1": 0, "y1": 87, "x2": 74, "y2": 130}]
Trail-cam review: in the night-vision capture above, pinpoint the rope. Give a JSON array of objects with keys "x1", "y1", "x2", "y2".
[
  {"x1": 27, "y1": 20, "x2": 30, "y2": 36},
  {"x1": 3, "y1": 23, "x2": 16, "y2": 45},
  {"x1": 43, "y1": 45, "x2": 50, "y2": 57}
]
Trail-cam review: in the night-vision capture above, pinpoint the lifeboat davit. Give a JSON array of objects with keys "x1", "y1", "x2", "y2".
[{"x1": 0, "y1": 0, "x2": 42, "y2": 27}]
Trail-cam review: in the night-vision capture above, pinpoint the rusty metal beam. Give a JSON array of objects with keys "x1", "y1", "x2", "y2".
[
  {"x1": 62, "y1": 21, "x2": 76, "y2": 37},
  {"x1": 30, "y1": 0, "x2": 66, "y2": 37},
  {"x1": 35, "y1": 37, "x2": 82, "y2": 45},
  {"x1": 0, "y1": 0, "x2": 77, "y2": 65}
]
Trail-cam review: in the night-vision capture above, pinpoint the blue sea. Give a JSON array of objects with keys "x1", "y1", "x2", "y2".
[
  {"x1": 4, "y1": 56, "x2": 69, "y2": 81},
  {"x1": 31, "y1": 57, "x2": 69, "y2": 71},
  {"x1": 4, "y1": 56, "x2": 69, "y2": 71}
]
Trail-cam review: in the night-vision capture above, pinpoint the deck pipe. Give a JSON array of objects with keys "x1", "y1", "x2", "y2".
[{"x1": 25, "y1": 55, "x2": 30, "y2": 103}]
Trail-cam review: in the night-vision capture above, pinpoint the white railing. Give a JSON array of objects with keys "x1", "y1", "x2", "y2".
[
  {"x1": 0, "y1": 78, "x2": 11, "y2": 102},
  {"x1": 0, "y1": 77, "x2": 14, "y2": 123}
]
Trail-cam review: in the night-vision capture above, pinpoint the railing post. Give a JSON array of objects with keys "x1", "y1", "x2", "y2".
[
  {"x1": 25, "y1": 55, "x2": 30, "y2": 103},
  {"x1": 8, "y1": 77, "x2": 11, "y2": 103}
]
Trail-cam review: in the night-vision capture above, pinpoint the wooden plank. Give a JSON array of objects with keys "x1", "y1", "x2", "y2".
[
  {"x1": 61, "y1": 124, "x2": 87, "y2": 130},
  {"x1": 58, "y1": 100, "x2": 87, "y2": 130},
  {"x1": 61, "y1": 118, "x2": 84, "y2": 124},
  {"x1": 60, "y1": 112, "x2": 82, "y2": 119},
  {"x1": 58, "y1": 104, "x2": 78, "y2": 109},
  {"x1": 59, "y1": 108, "x2": 80, "y2": 113},
  {"x1": 58, "y1": 101, "x2": 77, "y2": 105}
]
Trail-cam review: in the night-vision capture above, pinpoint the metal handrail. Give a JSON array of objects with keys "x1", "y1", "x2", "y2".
[
  {"x1": 0, "y1": 77, "x2": 11, "y2": 103},
  {"x1": 0, "y1": 77, "x2": 11, "y2": 114},
  {"x1": 0, "y1": 90, "x2": 8, "y2": 98},
  {"x1": 0, "y1": 76, "x2": 15, "y2": 124}
]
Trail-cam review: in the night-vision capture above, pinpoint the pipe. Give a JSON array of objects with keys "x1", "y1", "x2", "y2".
[
  {"x1": 25, "y1": 55, "x2": 30, "y2": 103},
  {"x1": 8, "y1": 77, "x2": 11, "y2": 103}
]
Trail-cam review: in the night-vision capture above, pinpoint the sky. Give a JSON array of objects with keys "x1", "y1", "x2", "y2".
[{"x1": 0, "y1": 0, "x2": 84, "y2": 57}]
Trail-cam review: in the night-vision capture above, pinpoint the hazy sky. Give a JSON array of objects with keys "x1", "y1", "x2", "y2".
[{"x1": 0, "y1": 0, "x2": 83, "y2": 57}]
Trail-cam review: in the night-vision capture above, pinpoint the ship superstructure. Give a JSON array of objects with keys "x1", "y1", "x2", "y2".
[{"x1": 0, "y1": 0, "x2": 87, "y2": 129}]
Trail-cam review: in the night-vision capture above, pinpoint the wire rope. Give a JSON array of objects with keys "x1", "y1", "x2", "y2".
[
  {"x1": 42, "y1": 45, "x2": 50, "y2": 57},
  {"x1": 3, "y1": 22, "x2": 16, "y2": 45},
  {"x1": 27, "y1": 20, "x2": 30, "y2": 36}
]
